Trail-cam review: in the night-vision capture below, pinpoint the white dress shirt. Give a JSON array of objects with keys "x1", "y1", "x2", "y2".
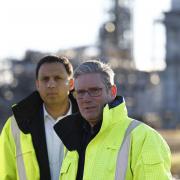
[{"x1": 43, "y1": 101, "x2": 72, "y2": 180}]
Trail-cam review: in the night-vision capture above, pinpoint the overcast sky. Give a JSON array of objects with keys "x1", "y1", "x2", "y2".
[
  {"x1": 0, "y1": 0, "x2": 105, "y2": 58},
  {"x1": 0, "y1": 0, "x2": 171, "y2": 71}
]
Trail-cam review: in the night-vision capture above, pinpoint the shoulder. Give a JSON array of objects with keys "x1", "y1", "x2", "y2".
[
  {"x1": 0, "y1": 116, "x2": 17, "y2": 149},
  {"x1": 129, "y1": 122, "x2": 172, "y2": 179},
  {"x1": 131, "y1": 122, "x2": 171, "y2": 166},
  {"x1": 1, "y1": 116, "x2": 14, "y2": 135},
  {"x1": 131, "y1": 122, "x2": 169, "y2": 150}
]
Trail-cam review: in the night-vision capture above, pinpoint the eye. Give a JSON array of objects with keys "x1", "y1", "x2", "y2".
[
  {"x1": 77, "y1": 90, "x2": 86, "y2": 96},
  {"x1": 88, "y1": 88, "x2": 102, "y2": 96},
  {"x1": 41, "y1": 77, "x2": 49, "y2": 82}
]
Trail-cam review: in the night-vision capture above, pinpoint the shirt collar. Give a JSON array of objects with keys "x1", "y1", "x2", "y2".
[{"x1": 43, "y1": 100, "x2": 72, "y2": 124}]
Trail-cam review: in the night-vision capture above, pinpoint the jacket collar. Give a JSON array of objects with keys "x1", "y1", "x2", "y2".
[
  {"x1": 12, "y1": 91, "x2": 43, "y2": 133},
  {"x1": 12, "y1": 91, "x2": 79, "y2": 133},
  {"x1": 54, "y1": 96, "x2": 127, "y2": 151},
  {"x1": 100, "y1": 96, "x2": 128, "y2": 133}
]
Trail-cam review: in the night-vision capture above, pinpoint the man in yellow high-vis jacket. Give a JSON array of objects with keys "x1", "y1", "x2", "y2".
[
  {"x1": 0, "y1": 55, "x2": 79, "y2": 180},
  {"x1": 54, "y1": 60, "x2": 172, "y2": 180}
]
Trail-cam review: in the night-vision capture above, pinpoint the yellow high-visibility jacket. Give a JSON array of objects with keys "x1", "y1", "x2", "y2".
[
  {"x1": 54, "y1": 96, "x2": 172, "y2": 180},
  {"x1": 0, "y1": 116, "x2": 40, "y2": 180},
  {"x1": 0, "y1": 91, "x2": 79, "y2": 180}
]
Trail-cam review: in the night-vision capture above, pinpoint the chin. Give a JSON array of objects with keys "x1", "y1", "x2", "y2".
[{"x1": 84, "y1": 116, "x2": 97, "y2": 123}]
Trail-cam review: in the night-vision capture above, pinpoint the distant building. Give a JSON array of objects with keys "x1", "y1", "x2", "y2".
[
  {"x1": 98, "y1": 0, "x2": 180, "y2": 128},
  {"x1": 163, "y1": 0, "x2": 180, "y2": 126},
  {"x1": 1, "y1": 0, "x2": 180, "y2": 130}
]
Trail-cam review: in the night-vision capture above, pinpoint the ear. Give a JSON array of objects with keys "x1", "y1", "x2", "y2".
[
  {"x1": 36, "y1": 80, "x2": 40, "y2": 91},
  {"x1": 110, "y1": 84, "x2": 117, "y2": 98},
  {"x1": 68, "y1": 78, "x2": 74, "y2": 91}
]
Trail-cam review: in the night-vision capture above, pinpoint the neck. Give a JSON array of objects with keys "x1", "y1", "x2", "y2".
[
  {"x1": 45, "y1": 101, "x2": 70, "y2": 120},
  {"x1": 88, "y1": 118, "x2": 101, "y2": 128}
]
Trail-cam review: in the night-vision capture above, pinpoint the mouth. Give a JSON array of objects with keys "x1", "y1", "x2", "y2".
[
  {"x1": 84, "y1": 106, "x2": 96, "y2": 111},
  {"x1": 47, "y1": 93, "x2": 58, "y2": 96}
]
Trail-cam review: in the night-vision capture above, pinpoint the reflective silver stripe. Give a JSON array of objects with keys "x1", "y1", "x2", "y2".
[
  {"x1": 11, "y1": 116, "x2": 27, "y2": 180},
  {"x1": 115, "y1": 120, "x2": 142, "y2": 180}
]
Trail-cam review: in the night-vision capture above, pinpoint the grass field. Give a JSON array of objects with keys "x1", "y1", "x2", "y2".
[{"x1": 158, "y1": 130, "x2": 180, "y2": 178}]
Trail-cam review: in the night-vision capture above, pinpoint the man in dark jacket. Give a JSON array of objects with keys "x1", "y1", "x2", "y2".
[{"x1": 0, "y1": 55, "x2": 79, "y2": 180}]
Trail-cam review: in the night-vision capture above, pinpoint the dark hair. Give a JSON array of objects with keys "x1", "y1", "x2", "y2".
[{"x1": 36, "y1": 55, "x2": 73, "y2": 79}]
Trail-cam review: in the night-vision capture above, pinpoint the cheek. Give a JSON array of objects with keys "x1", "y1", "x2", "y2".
[
  {"x1": 38, "y1": 85, "x2": 45, "y2": 91},
  {"x1": 58, "y1": 83, "x2": 68, "y2": 89},
  {"x1": 97, "y1": 97, "x2": 107, "y2": 106},
  {"x1": 37, "y1": 85, "x2": 47, "y2": 95},
  {"x1": 76, "y1": 99, "x2": 83, "y2": 108}
]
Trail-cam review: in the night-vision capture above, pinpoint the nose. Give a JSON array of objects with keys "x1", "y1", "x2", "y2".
[
  {"x1": 47, "y1": 79, "x2": 56, "y2": 88},
  {"x1": 82, "y1": 91, "x2": 92, "y2": 101}
]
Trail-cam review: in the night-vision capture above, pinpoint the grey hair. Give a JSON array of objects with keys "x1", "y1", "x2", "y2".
[{"x1": 74, "y1": 60, "x2": 115, "y2": 89}]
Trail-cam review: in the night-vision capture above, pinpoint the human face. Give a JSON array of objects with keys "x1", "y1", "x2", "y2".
[
  {"x1": 74, "y1": 73, "x2": 113, "y2": 126},
  {"x1": 36, "y1": 62, "x2": 73, "y2": 107}
]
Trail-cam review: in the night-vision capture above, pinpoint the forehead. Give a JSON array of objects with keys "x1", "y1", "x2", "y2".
[
  {"x1": 75, "y1": 73, "x2": 104, "y2": 89},
  {"x1": 38, "y1": 62, "x2": 68, "y2": 77}
]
